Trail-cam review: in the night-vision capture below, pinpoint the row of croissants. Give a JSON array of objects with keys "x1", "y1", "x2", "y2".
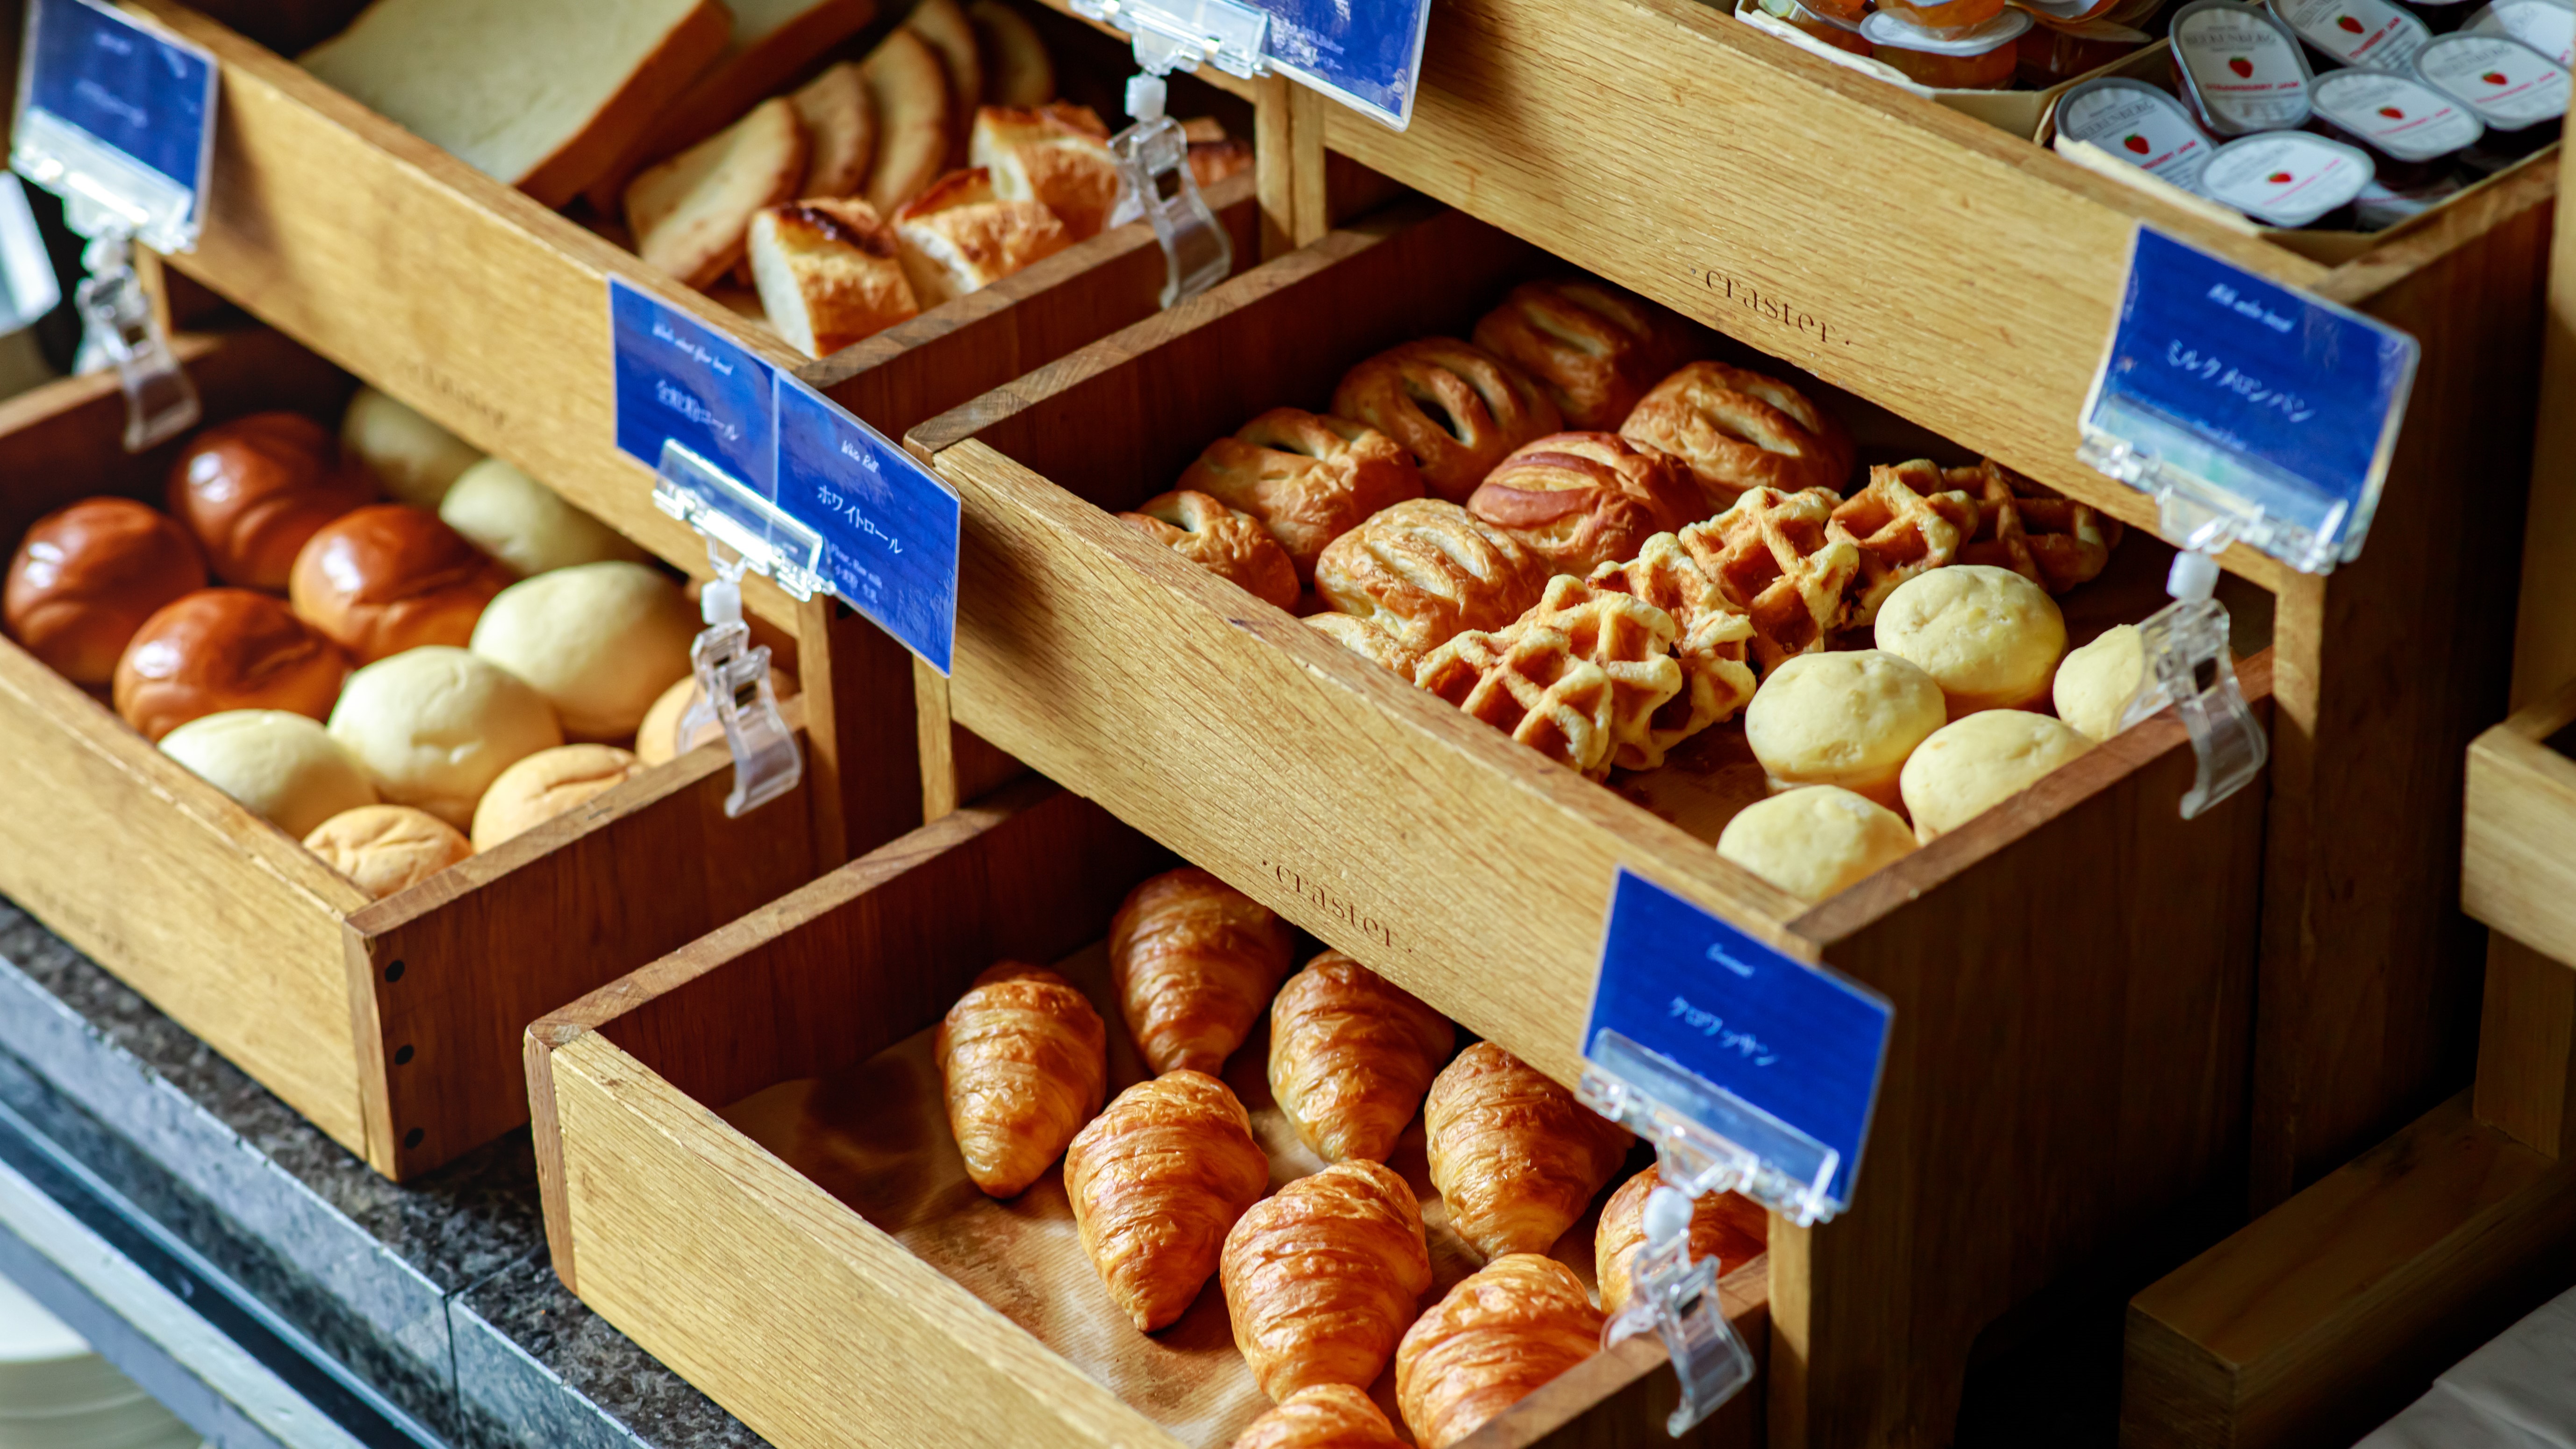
[{"x1": 935, "y1": 866, "x2": 1764, "y2": 1449}]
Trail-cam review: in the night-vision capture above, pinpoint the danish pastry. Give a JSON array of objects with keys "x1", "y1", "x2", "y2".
[
  {"x1": 1827, "y1": 462, "x2": 1980, "y2": 626},
  {"x1": 1953, "y1": 459, "x2": 2122, "y2": 593},
  {"x1": 1674, "y1": 488, "x2": 1860, "y2": 673},
  {"x1": 1595, "y1": 1166, "x2": 1769, "y2": 1317},
  {"x1": 1463, "y1": 575, "x2": 1687, "y2": 778},
  {"x1": 1415, "y1": 624, "x2": 1624, "y2": 779},
  {"x1": 1109, "y1": 868, "x2": 1295, "y2": 1076},
  {"x1": 1395, "y1": 1254, "x2": 1604, "y2": 1449},
  {"x1": 936, "y1": 963, "x2": 1109, "y2": 1197},
  {"x1": 1619, "y1": 362, "x2": 1854, "y2": 512},
  {"x1": 1472, "y1": 278, "x2": 1700, "y2": 430},
  {"x1": 1313, "y1": 500, "x2": 1549, "y2": 655},
  {"x1": 1305, "y1": 612, "x2": 1427, "y2": 685},
  {"x1": 1331, "y1": 339, "x2": 1561, "y2": 502},
  {"x1": 1064, "y1": 1070, "x2": 1270, "y2": 1331},
  {"x1": 1221, "y1": 1159, "x2": 1434, "y2": 1400},
  {"x1": 1466, "y1": 432, "x2": 1704, "y2": 576},
  {"x1": 1118, "y1": 490, "x2": 1301, "y2": 611},
  {"x1": 1585, "y1": 534, "x2": 1758, "y2": 768},
  {"x1": 1229, "y1": 1385, "x2": 1403, "y2": 1449},
  {"x1": 1177, "y1": 409, "x2": 1425, "y2": 581},
  {"x1": 1270, "y1": 951, "x2": 1456, "y2": 1164},
  {"x1": 1423, "y1": 1042, "x2": 1632, "y2": 1260}
]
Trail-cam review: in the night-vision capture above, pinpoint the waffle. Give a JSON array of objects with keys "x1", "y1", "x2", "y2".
[
  {"x1": 1674, "y1": 487, "x2": 1859, "y2": 674},
  {"x1": 1417, "y1": 625, "x2": 1624, "y2": 778},
  {"x1": 1828, "y1": 461, "x2": 1980, "y2": 625},
  {"x1": 1505, "y1": 576, "x2": 1688, "y2": 773},
  {"x1": 1587, "y1": 534, "x2": 1758, "y2": 767},
  {"x1": 1955, "y1": 459, "x2": 2122, "y2": 593}
]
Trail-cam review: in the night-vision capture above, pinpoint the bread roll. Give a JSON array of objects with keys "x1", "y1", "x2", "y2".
[
  {"x1": 469, "y1": 562, "x2": 697, "y2": 741},
  {"x1": 302, "y1": 804, "x2": 473, "y2": 900},
  {"x1": 289, "y1": 505, "x2": 512, "y2": 664},
  {"x1": 1872, "y1": 565, "x2": 2068, "y2": 717},
  {"x1": 329, "y1": 646, "x2": 564, "y2": 828},
  {"x1": 1117, "y1": 490, "x2": 1300, "y2": 611},
  {"x1": 160, "y1": 710, "x2": 378, "y2": 837},
  {"x1": 167, "y1": 414, "x2": 374, "y2": 590},
  {"x1": 1109, "y1": 867, "x2": 1295, "y2": 1077},
  {"x1": 470, "y1": 742, "x2": 646, "y2": 850},
  {"x1": 892, "y1": 167, "x2": 1071, "y2": 307},
  {"x1": 1466, "y1": 432, "x2": 1702, "y2": 575},
  {"x1": 2054, "y1": 624, "x2": 2145, "y2": 742},
  {"x1": 908, "y1": 0, "x2": 983, "y2": 153},
  {"x1": 1899, "y1": 710, "x2": 2093, "y2": 843},
  {"x1": 5, "y1": 498, "x2": 208, "y2": 685},
  {"x1": 113, "y1": 590, "x2": 349, "y2": 742},
  {"x1": 1716, "y1": 785, "x2": 1917, "y2": 903},
  {"x1": 937, "y1": 963, "x2": 1108, "y2": 1198},
  {"x1": 745, "y1": 199, "x2": 920, "y2": 360},
  {"x1": 1742, "y1": 650, "x2": 1947, "y2": 810},
  {"x1": 633, "y1": 658, "x2": 800, "y2": 765},
  {"x1": 436, "y1": 459, "x2": 649, "y2": 577},
  {"x1": 971, "y1": 104, "x2": 1117, "y2": 240},
  {"x1": 341, "y1": 386, "x2": 482, "y2": 509}
]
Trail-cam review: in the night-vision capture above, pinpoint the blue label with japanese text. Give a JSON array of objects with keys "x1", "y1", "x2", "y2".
[
  {"x1": 1584, "y1": 869, "x2": 1891, "y2": 1205},
  {"x1": 774, "y1": 378, "x2": 959, "y2": 674},
  {"x1": 608, "y1": 277, "x2": 775, "y2": 493},
  {"x1": 21, "y1": 0, "x2": 216, "y2": 219},
  {"x1": 1261, "y1": 0, "x2": 1433, "y2": 128}
]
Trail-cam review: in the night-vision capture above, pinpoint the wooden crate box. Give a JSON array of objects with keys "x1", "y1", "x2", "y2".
[{"x1": 527, "y1": 779, "x2": 1772, "y2": 1449}]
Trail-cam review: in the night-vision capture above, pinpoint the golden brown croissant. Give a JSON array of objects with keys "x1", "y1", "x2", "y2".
[
  {"x1": 1109, "y1": 868, "x2": 1295, "y2": 1076},
  {"x1": 1395, "y1": 1254, "x2": 1604, "y2": 1449},
  {"x1": 1064, "y1": 1070, "x2": 1271, "y2": 1331},
  {"x1": 1229, "y1": 1385, "x2": 1403, "y2": 1449},
  {"x1": 1269, "y1": 952, "x2": 1455, "y2": 1163},
  {"x1": 934, "y1": 963, "x2": 1108, "y2": 1198},
  {"x1": 1594, "y1": 1165, "x2": 1769, "y2": 1317},
  {"x1": 1423, "y1": 1042, "x2": 1633, "y2": 1260},
  {"x1": 1221, "y1": 1160, "x2": 1433, "y2": 1400}
]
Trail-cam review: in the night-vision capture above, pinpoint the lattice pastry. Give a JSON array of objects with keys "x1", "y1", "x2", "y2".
[
  {"x1": 1674, "y1": 487, "x2": 1860, "y2": 673},
  {"x1": 1508, "y1": 575, "x2": 1692, "y2": 773},
  {"x1": 1330, "y1": 339, "x2": 1562, "y2": 502},
  {"x1": 1954, "y1": 459, "x2": 2123, "y2": 593},
  {"x1": 1416, "y1": 625, "x2": 1623, "y2": 779},
  {"x1": 1470, "y1": 278, "x2": 1701, "y2": 430},
  {"x1": 1828, "y1": 461, "x2": 1981, "y2": 625},
  {"x1": 1619, "y1": 361, "x2": 1855, "y2": 513},
  {"x1": 1312, "y1": 499, "x2": 1549, "y2": 655},
  {"x1": 1586, "y1": 534, "x2": 1757, "y2": 767}
]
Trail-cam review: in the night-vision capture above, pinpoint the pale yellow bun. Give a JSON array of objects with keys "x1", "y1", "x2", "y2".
[
  {"x1": 341, "y1": 386, "x2": 483, "y2": 510},
  {"x1": 160, "y1": 709, "x2": 378, "y2": 838},
  {"x1": 2054, "y1": 624, "x2": 2146, "y2": 742},
  {"x1": 1873, "y1": 565, "x2": 2067, "y2": 716},
  {"x1": 437, "y1": 459, "x2": 649, "y2": 578},
  {"x1": 633, "y1": 666, "x2": 799, "y2": 765},
  {"x1": 1742, "y1": 650, "x2": 1946, "y2": 809},
  {"x1": 470, "y1": 743, "x2": 647, "y2": 851},
  {"x1": 1717, "y1": 786, "x2": 1917, "y2": 903},
  {"x1": 469, "y1": 562, "x2": 697, "y2": 741},
  {"x1": 302, "y1": 804, "x2": 472, "y2": 901},
  {"x1": 328, "y1": 646, "x2": 564, "y2": 828},
  {"x1": 1899, "y1": 711, "x2": 2093, "y2": 843}
]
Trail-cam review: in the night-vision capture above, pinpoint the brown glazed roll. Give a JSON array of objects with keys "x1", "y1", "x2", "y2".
[
  {"x1": 936, "y1": 963, "x2": 1109, "y2": 1198},
  {"x1": 1331, "y1": 339, "x2": 1561, "y2": 503},
  {"x1": 1109, "y1": 867, "x2": 1295, "y2": 1077},
  {"x1": 1175, "y1": 409, "x2": 1425, "y2": 582},
  {"x1": 1466, "y1": 432, "x2": 1705, "y2": 575},
  {"x1": 167, "y1": 414, "x2": 374, "y2": 590},
  {"x1": 1395, "y1": 1254, "x2": 1605, "y2": 1449},
  {"x1": 1117, "y1": 490, "x2": 1301, "y2": 612},
  {"x1": 113, "y1": 590, "x2": 348, "y2": 742},
  {"x1": 1619, "y1": 362, "x2": 1854, "y2": 512},
  {"x1": 1269, "y1": 951, "x2": 1455, "y2": 1164},
  {"x1": 1471, "y1": 278, "x2": 1701, "y2": 430},
  {"x1": 1063, "y1": 1070, "x2": 1270, "y2": 1331},
  {"x1": 5, "y1": 498, "x2": 208, "y2": 685},
  {"x1": 301, "y1": 804, "x2": 473, "y2": 900},
  {"x1": 1594, "y1": 1165, "x2": 1769, "y2": 1317},
  {"x1": 1423, "y1": 1042, "x2": 1632, "y2": 1260},
  {"x1": 1229, "y1": 1385, "x2": 1403, "y2": 1449},
  {"x1": 1221, "y1": 1160, "x2": 1433, "y2": 1401},
  {"x1": 290, "y1": 505, "x2": 513, "y2": 664}
]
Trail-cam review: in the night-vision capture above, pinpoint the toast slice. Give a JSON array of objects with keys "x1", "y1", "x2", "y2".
[
  {"x1": 891, "y1": 167, "x2": 1072, "y2": 307},
  {"x1": 970, "y1": 0, "x2": 1055, "y2": 107},
  {"x1": 792, "y1": 60, "x2": 877, "y2": 197},
  {"x1": 969, "y1": 104, "x2": 1118, "y2": 240},
  {"x1": 627, "y1": 97, "x2": 810, "y2": 288},
  {"x1": 860, "y1": 29, "x2": 955, "y2": 213},
  {"x1": 908, "y1": 0, "x2": 984, "y2": 160},
  {"x1": 301, "y1": 0, "x2": 730, "y2": 207},
  {"x1": 749, "y1": 199, "x2": 922, "y2": 357}
]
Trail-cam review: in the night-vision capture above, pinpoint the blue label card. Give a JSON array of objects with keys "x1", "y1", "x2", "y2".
[
  {"x1": 608, "y1": 276, "x2": 775, "y2": 493},
  {"x1": 774, "y1": 378, "x2": 960, "y2": 675},
  {"x1": 15, "y1": 0, "x2": 217, "y2": 243},
  {"x1": 1584, "y1": 869, "x2": 1891, "y2": 1206},
  {"x1": 1260, "y1": 0, "x2": 1433, "y2": 129}
]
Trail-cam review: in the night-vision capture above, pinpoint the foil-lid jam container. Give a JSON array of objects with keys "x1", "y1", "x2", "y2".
[
  {"x1": 2200, "y1": 130, "x2": 2377, "y2": 224},
  {"x1": 1760, "y1": 0, "x2": 1878, "y2": 54},
  {"x1": 1859, "y1": 8, "x2": 2035, "y2": 86},
  {"x1": 2415, "y1": 31, "x2": 2572, "y2": 130},
  {"x1": 2353, "y1": 171, "x2": 2465, "y2": 225},
  {"x1": 1878, "y1": 0, "x2": 2012, "y2": 37},
  {"x1": 2464, "y1": 0, "x2": 2574, "y2": 64},
  {"x1": 2312, "y1": 67, "x2": 2484, "y2": 182},
  {"x1": 2018, "y1": 21, "x2": 2151, "y2": 83},
  {"x1": 2172, "y1": 0, "x2": 2319, "y2": 135},
  {"x1": 2055, "y1": 76, "x2": 2221, "y2": 191},
  {"x1": 2269, "y1": 0, "x2": 2435, "y2": 67}
]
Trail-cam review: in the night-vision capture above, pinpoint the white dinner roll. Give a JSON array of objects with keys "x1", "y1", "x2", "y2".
[
  {"x1": 160, "y1": 709, "x2": 378, "y2": 838},
  {"x1": 2054, "y1": 624, "x2": 2146, "y2": 742},
  {"x1": 1742, "y1": 649, "x2": 1947, "y2": 809},
  {"x1": 1874, "y1": 565, "x2": 2068, "y2": 716},
  {"x1": 469, "y1": 562, "x2": 697, "y2": 741},
  {"x1": 437, "y1": 458, "x2": 649, "y2": 577},
  {"x1": 471, "y1": 743, "x2": 646, "y2": 851},
  {"x1": 302, "y1": 804, "x2": 472, "y2": 900},
  {"x1": 341, "y1": 385, "x2": 483, "y2": 509},
  {"x1": 633, "y1": 666, "x2": 802, "y2": 765},
  {"x1": 1717, "y1": 786, "x2": 1918, "y2": 903},
  {"x1": 328, "y1": 646, "x2": 563, "y2": 828},
  {"x1": 1899, "y1": 710, "x2": 2093, "y2": 843}
]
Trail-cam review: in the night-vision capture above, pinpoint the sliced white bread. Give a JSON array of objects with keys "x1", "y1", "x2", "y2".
[
  {"x1": 891, "y1": 167, "x2": 1071, "y2": 307},
  {"x1": 859, "y1": 29, "x2": 954, "y2": 213},
  {"x1": 907, "y1": 0, "x2": 984, "y2": 160},
  {"x1": 970, "y1": 0, "x2": 1054, "y2": 107},
  {"x1": 969, "y1": 105, "x2": 1118, "y2": 241},
  {"x1": 749, "y1": 199, "x2": 922, "y2": 357},
  {"x1": 792, "y1": 60, "x2": 877, "y2": 198},
  {"x1": 627, "y1": 97, "x2": 811, "y2": 289},
  {"x1": 301, "y1": 0, "x2": 730, "y2": 207}
]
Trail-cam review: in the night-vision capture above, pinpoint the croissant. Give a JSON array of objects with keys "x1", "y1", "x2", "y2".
[
  {"x1": 1109, "y1": 868, "x2": 1295, "y2": 1076},
  {"x1": 1221, "y1": 1160, "x2": 1433, "y2": 1400},
  {"x1": 1395, "y1": 1254, "x2": 1604, "y2": 1449},
  {"x1": 1270, "y1": 952, "x2": 1455, "y2": 1163},
  {"x1": 1423, "y1": 1042, "x2": 1633, "y2": 1260},
  {"x1": 1594, "y1": 1165, "x2": 1769, "y2": 1317},
  {"x1": 1229, "y1": 1385, "x2": 1403, "y2": 1449},
  {"x1": 935, "y1": 963, "x2": 1108, "y2": 1198},
  {"x1": 1065, "y1": 1070, "x2": 1271, "y2": 1331}
]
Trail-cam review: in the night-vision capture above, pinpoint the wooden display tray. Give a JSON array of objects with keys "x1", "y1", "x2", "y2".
[
  {"x1": 527, "y1": 780, "x2": 1772, "y2": 1449},
  {"x1": 902, "y1": 202, "x2": 2274, "y2": 1449},
  {"x1": 0, "y1": 329, "x2": 827, "y2": 1179},
  {"x1": 2463, "y1": 682, "x2": 2576, "y2": 970}
]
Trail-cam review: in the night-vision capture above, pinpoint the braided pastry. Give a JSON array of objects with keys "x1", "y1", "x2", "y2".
[
  {"x1": 1118, "y1": 489, "x2": 1301, "y2": 611},
  {"x1": 1064, "y1": 1070, "x2": 1270, "y2": 1331},
  {"x1": 1230, "y1": 1385, "x2": 1402, "y2": 1449},
  {"x1": 1221, "y1": 1160, "x2": 1434, "y2": 1400},
  {"x1": 1395, "y1": 1254, "x2": 1604, "y2": 1449},
  {"x1": 1594, "y1": 1165, "x2": 1768, "y2": 1316},
  {"x1": 935, "y1": 963, "x2": 1109, "y2": 1198},
  {"x1": 1423, "y1": 1042, "x2": 1632, "y2": 1259},
  {"x1": 1331, "y1": 339, "x2": 1561, "y2": 502},
  {"x1": 1109, "y1": 867, "x2": 1295, "y2": 1077},
  {"x1": 1466, "y1": 432, "x2": 1705, "y2": 575},
  {"x1": 1472, "y1": 278, "x2": 1700, "y2": 430},
  {"x1": 1177, "y1": 409, "x2": 1425, "y2": 581},
  {"x1": 1620, "y1": 361, "x2": 1854, "y2": 512},
  {"x1": 1270, "y1": 951, "x2": 1456, "y2": 1164},
  {"x1": 1305, "y1": 612, "x2": 1427, "y2": 684},
  {"x1": 1313, "y1": 499, "x2": 1549, "y2": 655}
]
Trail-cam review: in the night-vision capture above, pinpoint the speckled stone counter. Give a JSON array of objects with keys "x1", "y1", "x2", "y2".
[{"x1": 0, "y1": 899, "x2": 763, "y2": 1449}]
